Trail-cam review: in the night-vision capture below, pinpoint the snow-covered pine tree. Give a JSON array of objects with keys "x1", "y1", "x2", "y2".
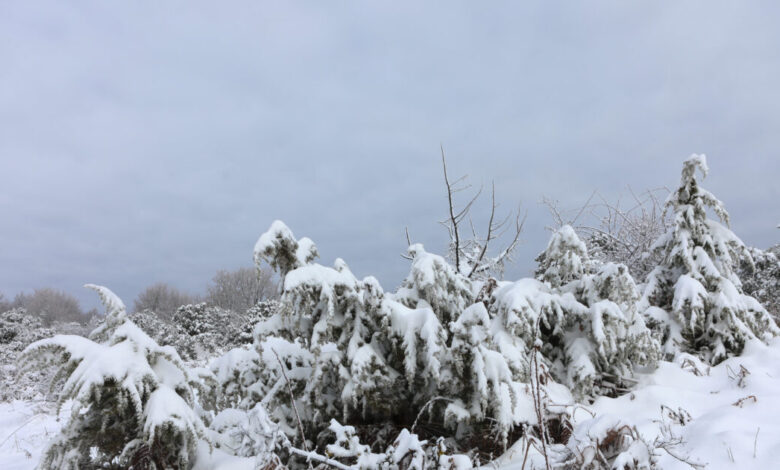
[
  {"x1": 19, "y1": 285, "x2": 211, "y2": 469},
  {"x1": 534, "y1": 225, "x2": 591, "y2": 288},
  {"x1": 641, "y1": 155, "x2": 778, "y2": 363}
]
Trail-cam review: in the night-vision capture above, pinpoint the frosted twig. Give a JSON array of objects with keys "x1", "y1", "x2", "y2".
[
  {"x1": 271, "y1": 349, "x2": 313, "y2": 469},
  {"x1": 289, "y1": 447, "x2": 353, "y2": 470},
  {"x1": 410, "y1": 396, "x2": 452, "y2": 433}
]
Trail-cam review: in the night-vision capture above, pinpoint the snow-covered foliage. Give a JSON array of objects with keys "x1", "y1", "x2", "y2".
[
  {"x1": 11, "y1": 157, "x2": 779, "y2": 470},
  {"x1": 641, "y1": 155, "x2": 778, "y2": 363},
  {"x1": 245, "y1": 221, "x2": 535, "y2": 453},
  {"x1": 0, "y1": 309, "x2": 56, "y2": 402},
  {"x1": 0, "y1": 308, "x2": 95, "y2": 403},
  {"x1": 129, "y1": 301, "x2": 275, "y2": 362},
  {"x1": 239, "y1": 299, "x2": 280, "y2": 344},
  {"x1": 535, "y1": 225, "x2": 591, "y2": 288},
  {"x1": 321, "y1": 419, "x2": 473, "y2": 469},
  {"x1": 18, "y1": 285, "x2": 211, "y2": 469},
  {"x1": 505, "y1": 225, "x2": 660, "y2": 399},
  {"x1": 229, "y1": 219, "x2": 661, "y2": 464},
  {"x1": 739, "y1": 244, "x2": 780, "y2": 321}
]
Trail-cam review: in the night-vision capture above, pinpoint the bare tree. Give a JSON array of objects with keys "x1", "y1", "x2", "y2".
[
  {"x1": 13, "y1": 288, "x2": 86, "y2": 325},
  {"x1": 436, "y1": 147, "x2": 524, "y2": 280},
  {"x1": 205, "y1": 267, "x2": 278, "y2": 313},
  {"x1": 133, "y1": 282, "x2": 196, "y2": 320},
  {"x1": 542, "y1": 187, "x2": 671, "y2": 281}
]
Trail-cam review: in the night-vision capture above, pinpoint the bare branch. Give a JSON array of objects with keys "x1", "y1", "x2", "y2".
[
  {"x1": 442, "y1": 145, "x2": 462, "y2": 273},
  {"x1": 271, "y1": 348, "x2": 312, "y2": 467},
  {"x1": 468, "y1": 182, "x2": 497, "y2": 279}
]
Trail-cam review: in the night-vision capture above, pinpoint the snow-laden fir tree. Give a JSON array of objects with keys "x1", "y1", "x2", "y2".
[
  {"x1": 534, "y1": 225, "x2": 591, "y2": 288},
  {"x1": 19, "y1": 285, "x2": 211, "y2": 469},
  {"x1": 641, "y1": 155, "x2": 778, "y2": 363}
]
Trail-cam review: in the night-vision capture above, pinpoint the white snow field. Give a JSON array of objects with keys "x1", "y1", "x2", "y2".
[
  {"x1": 496, "y1": 338, "x2": 780, "y2": 470},
  {"x1": 3, "y1": 338, "x2": 780, "y2": 469},
  {"x1": 0, "y1": 401, "x2": 67, "y2": 470}
]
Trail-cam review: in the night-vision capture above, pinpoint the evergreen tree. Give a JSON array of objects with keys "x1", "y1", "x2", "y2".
[{"x1": 641, "y1": 155, "x2": 778, "y2": 363}]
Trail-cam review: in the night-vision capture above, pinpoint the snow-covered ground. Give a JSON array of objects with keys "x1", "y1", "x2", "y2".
[
  {"x1": 498, "y1": 337, "x2": 780, "y2": 470},
  {"x1": 3, "y1": 338, "x2": 780, "y2": 469},
  {"x1": 0, "y1": 401, "x2": 67, "y2": 470}
]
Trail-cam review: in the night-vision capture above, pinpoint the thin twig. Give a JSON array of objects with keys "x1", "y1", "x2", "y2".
[
  {"x1": 271, "y1": 348, "x2": 313, "y2": 469},
  {"x1": 754, "y1": 427, "x2": 760, "y2": 458},
  {"x1": 441, "y1": 145, "x2": 461, "y2": 272},
  {"x1": 289, "y1": 447, "x2": 352, "y2": 470}
]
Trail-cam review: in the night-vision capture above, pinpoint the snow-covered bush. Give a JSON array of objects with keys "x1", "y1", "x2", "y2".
[
  {"x1": 130, "y1": 301, "x2": 276, "y2": 363},
  {"x1": 554, "y1": 417, "x2": 658, "y2": 469},
  {"x1": 641, "y1": 155, "x2": 778, "y2": 363},
  {"x1": 739, "y1": 244, "x2": 780, "y2": 321},
  {"x1": 0, "y1": 309, "x2": 56, "y2": 402},
  {"x1": 534, "y1": 225, "x2": 592, "y2": 288},
  {"x1": 321, "y1": 419, "x2": 473, "y2": 469},
  {"x1": 493, "y1": 225, "x2": 659, "y2": 399},
  {"x1": 19, "y1": 285, "x2": 211, "y2": 469},
  {"x1": 239, "y1": 299, "x2": 280, "y2": 344},
  {"x1": 235, "y1": 219, "x2": 661, "y2": 463},
  {"x1": 130, "y1": 308, "x2": 196, "y2": 357},
  {"x1": 245, "y1": 221, "x2": 532, "y2": 454}
]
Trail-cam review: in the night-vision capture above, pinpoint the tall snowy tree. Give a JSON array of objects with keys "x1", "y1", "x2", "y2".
[{"x1": 641, "y1": 155, "x2": 778, "y2": 363}]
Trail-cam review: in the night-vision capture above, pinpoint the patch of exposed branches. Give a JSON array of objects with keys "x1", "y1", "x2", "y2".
[
  {"x1": 432, "y1": 147, "x2": 525, "y2": 280},
  {"x1": 543, "y1": 187, "x2": 671, "y2": 281}
]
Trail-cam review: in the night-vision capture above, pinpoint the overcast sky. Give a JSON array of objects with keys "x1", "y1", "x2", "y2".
[{"x1": 1, "y1": 1, "x2": 778, "y2": 311}]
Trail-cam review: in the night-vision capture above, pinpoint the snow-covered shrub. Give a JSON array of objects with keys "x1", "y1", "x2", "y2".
[
  {"x1": 130, "y1": 308, "x2": 197, "y2": 359},
  {"x1": 0, "y1": 308, "x2": 56, "y2": 402},
  {"x1": 246, "y1": 221, "x2": 531, "y2": 454},
  {"x1": 19, "y1": 285, "x2": 211, "y2": 469},
  {"x1": 321, "y1": 419, "x2": 473, "y2": 469},
  {"x1": 495, "y1": 225, "x2": 659, "y2": 399},
  {"x1": 174, "y1": 302, "x2": 214, "y2": 336},
  {"x1": 210, "y1": 404, "x2": 289, "y2": 466},
  {"x1": 641, "y1": 155, "x2": 778, "y2": 363},
  {"x1": 535, "y1": 225, "x2": 592, "y2": 288},
  {"x1": 554, "y1": 417, "x2": 658, "y2": 469},
  {"x1": 739, "y1": 244, "x2": 780, "y2": 320},
  {"x1": 239, "y1": 299, "x2": 280, "y2": 344},
  {"x1": 209, "y1": 346, "x2": 263, "y2": 410},
  {"x1": 170, "y1": 303, "x2": 252, "y2": 360},
  {"x1": 240, "y1": 219, "x2": 661, "y2": 462}
]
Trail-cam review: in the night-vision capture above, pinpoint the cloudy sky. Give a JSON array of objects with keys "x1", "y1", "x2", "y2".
[{"x1": 1, "y1": 1, "x2": 778, "y2": 310}]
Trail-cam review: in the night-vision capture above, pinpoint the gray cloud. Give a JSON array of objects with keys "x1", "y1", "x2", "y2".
[{"x1": 1, "y1": 1, "x2": 778, "y2": 310}]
